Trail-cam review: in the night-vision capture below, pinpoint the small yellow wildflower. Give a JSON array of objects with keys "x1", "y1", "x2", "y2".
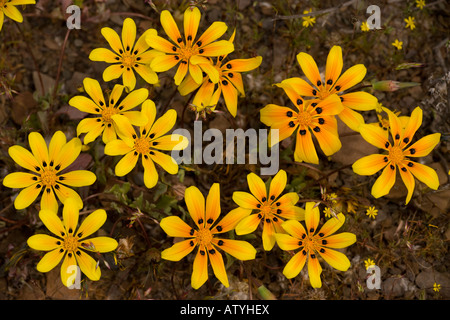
[
  {"x1": 361, "y1": 21, "x2": 370, "y2": 32},
  {"x1": 404, "y1": 16, "x2": 416, "y2": 30},
  {"x1": 302, "y1": 9, "x2": 316, "y2": 28},
  {"x1": 392, "y1": 39, "x2": 403, "y2": 50},
  {"x1": 324, "y1": 207, "x2": 333, "y2": 218},
  {"x1": 364, "y1": 258, "x2": 375, "y2": 270},
  {"x1": 416, "y1": 0, "x2": 426, "y2": 10},
  {"x1": 366, "y1": 206, "x2": 378, "y2": 219},
  {"x1": 375, "y1": 102, "x2": 384, "y2": 113},
  {"x1": 433, "y1": 282, "x2": 441, "y2": 292}
]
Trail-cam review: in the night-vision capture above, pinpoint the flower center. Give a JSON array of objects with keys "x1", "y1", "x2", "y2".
[
  {"x1": 389, "y1": 146, "x2": 404, "y2": 164},
  {"x1": 63, "y1": 235, "x2": 79, "y2": 252},
  {"x1": 101, "y1": 106, "x2": 118, "y2": 123},
  {"x1": 196, "y1": 227, "x2": 213, "y2": 246},
  {"x1": 296, "y1": 111, "x2": 313, "y2": 126},
  {"x1": 40, "y1": 169, "x2": 57, "y2": 187},
  {"x1": 121, "y1": 53, "x2": 135, "y2": 68},
  {"x1": 179, "y1": 45, "x2": 198, "y2": 61},
  {"x1": 134, "y1": 137, "x2": 151, "y2": 154},
  {"x1": 259, "y1": 203, "x2": 273, "y2": 216},
  {"x1": 319, "y1": 90, "x2": 330, "y2": 99}
]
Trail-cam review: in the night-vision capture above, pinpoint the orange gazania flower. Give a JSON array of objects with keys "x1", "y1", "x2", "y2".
[
  {"x1": 279, "y1": 46, "x2": 378, "y2": 131},
  {"x1": 146, "y1": 6, "x2": 234, "y2": 86},
  {"x1": 260, "y1": 91, "x2": 343, "y2": 164},
  {"x1": 276, "y1": 202, "x2": 356, "y2": 288},
  {"x1": 177, "y1": 30, "x2": 262, "y2": 117},
  {"x1": 233, "y1": 170, "x2": 305, "y2": 251},
  {"x1": 160, "y1": 184, "x2": 256, "y2": 289},
  {"x1": 353, "y1": 107, "x2": 441, "y2": 204}
]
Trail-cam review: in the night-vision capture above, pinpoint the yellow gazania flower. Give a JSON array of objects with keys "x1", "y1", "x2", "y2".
[
  {"x1": 3, "y1": 131, "x2": 96, "y2": 212},
  {"x1": 104, "y1": 100, "x2": 188, "y2": 189},
  {"x1": 404, "y1": 16, "x2": 416, "y2": 30},
  {"x1": 416, "y1": 0, "x2": 426, "y2": 10},
  {"x1": 433, "y1": 282, "x2": 441, "y2": 292},
  {"x1": 178, "y1": 30, "x2": 262, "y2": 118},
  {"x1": 353, "y1": 107, "x2": 441, "y2": 204},
  {"x1": 302, "y1": 9, "x2": 316, "y2": 28},
  {"x1": 277, "y1": 46, "x2": 378, "y2": 132},
  {"x1": 146, "y1": 6, "x2": 234, "y2": 86},
  {"x1": 360, "y1": 21, "x2": 370, "y2": 32},
  {"x1": 364, "y1": 258, "x2": 376, "y2": 270},
  {"x1": 233, "y1": 170, "x2": 305, "y2": 251},
  {"x1": 69, "y1": 77, "x2": 149, "y2": 145},
  {"x1": 260, "y1": 94, "x2": 343, "y2": 164},
  {"x1": 0, "y1": 0, "x2": 35, "y2": 31},
  {"x1": 27, "y1": 198, "x2": 118, "y2": 287},
  {"x1": 365, "y1": 206, "x2": 378, "y2": 219},
  {"x1": 160, "y1": 184, "x2": 256, "y2": 289},
  {"x1": 89, "y1": 18, "x2": 162, "y2": 91},
  {"x1": 392, "y1": 39, "x2": 403, "y2": 50},
  {"x1": 276, "y1": 202, "x2": 356, "y2": 288}
]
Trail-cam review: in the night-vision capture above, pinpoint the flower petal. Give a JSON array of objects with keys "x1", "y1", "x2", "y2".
[
  {"x1": 8, "y1": 145, "x2": 41, "y2": 173},
  {"x1": 401, "y1": 107, "x2": 422, "y2": 148},
  {"x1": 160, "y1": 10, "x2": 182, "y2": 44},
  {"x1": 318, "y1": 247, "x2": 351, "y2": 271},
  {"x1": 247, "y1": 172, "x2": 267, "y2": 202},
  {"x1": 341, "y1": 92, "x2": 378, "y2": 111},
  {"x1": 134, "y1": 64, "x2": 159, "y2": 84},
  {"x1": 148, "y1": 109, "x2": 177, "y2": 140},
  {"x1": 53, "y1": 184, "x2": 83, "y2": 209},
  {"x1": 83, "y1": 78, "x2": 106, "y2": 107},
  {"x1": 103, "y1": 64, "x2": 125, "y2": 82},
  {"x1": 85, "y1": 237, "x2": 118, "y2": 253},
  {"x1": 337, "y1": 106, "x2": 365, "y2": 132},
  {"x1": 196, "y1": 21, "x2": 228, "y2": 46},
  {"x1": 276, "y1": 77, "x2": 315, "y2": 99},
  {"x1": 359, "y1": 124, "x2": 390, "y2": 150},
  {"x1": 40, "y1": 188, "x2": 58, "y2": 214},
  {"x1": 53, "y1": 137, "x2": 82, "y2": 172},
  {"x1": 29, "y1": 132, "x2": 49, "y2": 167},
  {"x1": 160, "y1": 216, "x2": 194, "y2": 238},
  {"x1": 174, "y1": 61, "x2": 189, "y2": 85},
  {"x1": 14, "y1": 183, "x2": 41, "y2": 210},
  {"x1": 39, "y1": 209, "x2": 65, "y2": 236},
  {"x1": 149, "y1": 149, "x2": 179, "y2": 174},
  {"x1": 325, "y1": 46, "x2": 343, "y2": 89},
  {"x1": 407, "y1": 161, "x2": 440, "y2": 190},
  {"x1": 205, "y1": 183, "x2": 221, "y2": 226},
  {"x1": 235, "y1": 214, "x2": 261, "y2": 235},
  {"x1": 58, "y1": 170, "x2": 96, "y2": 187},
  {"x1": 191, "y1": 248, "x2": 208, "y2": 289},
  {"x1": 262, "y1": 220, "x2": 276, "y2": 250},
  {"x1": 225, "y1": 56, "x2": 262, "y2": 73},
  {"x1": 114, "y1": 151, "x2": 139, "y2": 177},
  {"x1": 89, "y1": 48, "x2": 120, "y2": 63},
  {"x1": 212, "y1": 238, "x2": 256, "y2": 261},
  {"x1": 221, "y1": 80, "x2": 238, "y2": 117},
  {"x1": 185, "y1": 186, "x2": 205, "y2": 227},
  {"x1": 207, "y1": 245, "x2": 229, "y2": 287},
  {"x1": 100, "y1": 27, "x2": 124, "y2": 55},
  {"x1": 36, "y1": 248, "x2": 64, "y2": 273},
  {"x1": 3, "y1": 172, "x2": 38, "y2": 189},
  {"x1": 282, "y1": 251, "x2": 307, "y2": 279},
  {"x1": 146, "y1": 34, "x2": 176, "y2": 54},
  {"x1": 297, "y1": 52, "x2": 321, "y2": 89},
  {"x1": 122, "y1": 68, "x2": 136, "y2": 91},
  {"x1": 213, "y1": 207, "x2": 252, "y2": 234},
  {"x1": 27, "y1": 234, "x2": 61, "y2": 251},
  {"x1": 405, "y1": 133, "x2": 441, "y2": 158},
  {"x1": 77, "y1": 118, "x2": 103, "y2": 144},
  {"x1": 150, "y1": 54, "x2": 180, "y2": 73},
  {"x1": 152, "y1": 134, "x2": 188, "y2": 151},
  {"x1": 60, "y1": 252, "x2": 78, "y2": 287},
  {"x1": 3, "y1": 4, "x2": 23, "y2": 22},
  {"x1": 399, "y1": 164, "x2": 416, "y2": 204},
  {"x1": 322, "y1": 232, "x2": 356, "y2": 248},
  {"x1": 275, "y1": 233, "x2": 301, "y2": 251},
  {"x1": 319, "y1": 213, "x2": 345, "y2": 236},
  {"x1": 232, "y1": 191, "x2": 260, "y2": 209},
  {"x1": 62, "y1": 198, "x2": 80, "y2": 234},
  {"x1": 121, "y1": 18, "x2": 136, "y2": 54},
  {"x1": 183, "y1": 6, "x2": 201, "y2": 44},
  {"x1": 142, "y1": 155, "x2": 158, "y2": 189},
  {"x1": 371, "y1": 165, "x2": 397, "y2": 199},
  {"x1": 294, "y1": 128, "x2": 319, "y2": 164},
  {"x1": 75, "y1": 250, "x2": 101, "y2": 281},
  {"x1": 333, "y1": 64, "x2": 366, "y2": 92},
  {"x1": 161, "y1": 239, "x2": 196, "y2": 261},
  {"x1": 352, "y1": 154, "x2": 388, "y2": 176},
  {"x1": 304, "y1": 202, "x2": 320, "y2": 234},
  {"x1": 312, "y1": 119, "x2": 342, "y2": 156},
  {"x1": 77, "y1": 209, "x2": 107, "y2": 240},
  {"x1": 260, "y1": 104, "x2": 294, "y2": 127},
  {"x1": 268, "y1": 169, "x2": 287, "y2": 201},
  {"x1": 307, "y1": 255, "x2": 323, "y2": 288},
  {"x1": 200, "y1": 40, "x2": 234, "y2": 57}
]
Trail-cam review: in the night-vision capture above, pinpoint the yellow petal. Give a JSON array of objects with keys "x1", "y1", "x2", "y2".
[
  {"x1": 36, "y1": 248, "x2": 64, "y2": 273},
  {"x1": 77, "y1": 209, "x2": 107, "y2": 240},
  {"x1": 294, "y1": 128, "x2": 318, "y2": 164},
  {"x1": 399, "y1": 164, "x2": 415, "y2": 204},
  {"x1": 149, "y1": 149, "x2": 179, "y2": 174},
  {"x1": 60, "y1": 252, "x2": 78, "y2": 287},
  {"x1": 232, "y1": 191, "x2": 260, "y2": 209},
  {"x1": 333, "y1": 64, "x2": 366, "y2": 92},
  {"x1": 200, "y1": 40, "x2": 234, "y2": 57},
  {"x1": 62, "y1": 198, "x2": 80, "y2": 234},
  {"x1": 69, "y1": 96, "x2": 101, "y2": 114},
  {"x1": 174, "y1": 60, "x2": 189, "y2": 85},
  {"x1": 160, "y1": 216, "x2": 194, "y2": 238},
  {"x1": 189, "y1": 62, "x2": 203, "y2": 85},
  {"x1": 275, "y1": 233, "x2": 301, "y2": 251},
  {"x1": 318, "y1": 213, "x2": 345, "y2": 236},
  {"x1": 371, "y1": 165, "x2": 397, "y2": 199},
  {"x1": 268, "y1": 169, "x2": 287, "y2": 201},
  {"x1": 247, "y1": 172, "x2": 267, "y2": 202},
  {"x1": 14, "y1": 183, "x2": 41, "y2": 210},
  {"x1": 53, "y1": 184, "x2": 83, "y2": 209},
  {"x1": 207, "y1": 245, "x2": 229, "y2": 287},
  {"x1": 407, "y1": 161, "x2": 440, "y2": 190},
  {"x1": 304, "y1": 201, "x2": 320, "y2": 234},
  {"x1": 196, "y1": 21, "x2": 228, "y2": 46},
  {"x1": 314, "y1": 94, "x2": 343, "y2": 116},
  {"x1": 262, "y1": 220, "x2": 276, "y2": 251},
  {"x1": 205, "y1": 183, "x2": 221, "y2": 226},
  {"x1": 352, "y1": 154, "x2": 387, "y2": 176},
  {"x1": 115, "y1": 151, "x2": 139, "y2": 176},
  {"x1": 58, "y1": 170, "x2": 96, "y2": 187},
  {"x1": 27, "y1": 234, "x2": 60, "y2": 251},
  {"x1": 325, "y1": 46, "x2": 343, "y2": 89},
  {"x1": 100, "y1": 27, "x2": 124, "y2": 55},
  {"x1": 150, "y1": 54, "x2": 180, "y2": 73},
  {"x1": 29, "y1": 132, "x2": 49, "y2": 167},
  {"x1": 212, "y1": 239, "x2": 256, "y2": 261},
  {"x1": 39, "y1": 209, "x2": 65, "y2": 236},
  {"x1": 77, "y1": 118, "x2": 103, "y2": 145},
  {"x1": 322, "y1": 232, "x2": 356, "y2": 248},
  {"x1": 161, "y1": 239, "x2": 196, "y2": 262},
  {"x1": 260, "y1": 104, "x2": 294, "y2": 127},
  {"x1": 359, "y1": 124, "x2": 390, "y2": 150},
  {"x1": 122, "y1": 68, "x2": 136, "y2": 91},
  {"x1": 312, "y1": 120, "x2": 342, "y2": 156},
  {"x1": 160, "y1": 10, "x2": 182, "y2": 44},
  {"x1": 134, "y1": 64, "x2": 159, "y2": 84},
  {"x1": 235, "y1": 214, "x2": 261, "y2": 235},
  {"x1": 152, "y1": 134, "x2": 188, "y2": 151},
  {"x1": 341, "y1": 92, "x2": 378, "y2": 111},
  {"x1": 185, "y1": 186, "x2": 205, "y2": 227},
  {"x1": 121, "y1": 18, "x2": 136, "y2": 54},
  {"x1": 405, "y1": 133, "x2": 441, "y2": 158},
  {"x1": 75, "y1": 250, "x2": 101, "y2": 281},
  {"x1": 318, "y1": 247, "x2": 351, "y2": 271},
  {"x1": 104, "y1": 139, "x2": 132, "y2": 156},
  {"x1": 183, "y1": 6, "x2": 201, "y2": 44},
  {"x1": 307, "y1": 255, "x2": 323, "y2": 288},
  {"x1": 53, "y1": 137, "x2": 82, "y2": 172},
  {"x1": 225, "y1": 56, "x2": 262, "y2": 72},
  {"x1": 40, "y1": 188, "x2": 58, "y2": 214},
  {"x1": 85, "y1": 237, "x2": 118, "y2": 253},
  {"x1": 282, "y1": 250, "x2": 307, "y2": 279},
  {"x1": 148, "y1": 109, "x2": 177, "y2": 140},
  {"x1": 337, "y1": 106, "x2": 365, "y2": 132},
  {"x1": 8, "y1": 145, "x2": 40, "y2": 173},
  {"x1": 277, "y1": 77, "x2": 315, "y2": 99},
  {"x1": 297, "y1": 52, "x2": 321, "y2": 89},
  {"x1": 118, "y1": 87, "x2": 148, "y2": 112},
  {"x1": 213, "y1": 207, "x2": 252, "y2": 234},
  {"x1": 191, "y1": 248, "x2": 208, "y2": 289},
  {"x1": 3, "y1": 4, "x2": 23, "y2": 22},
  {"x1": 146, "y1": 34, "x2": 177, "y2": 54},
  {"x1": 142, "y1": 155, "x2": 158, "y2": 189},
  {"x1": 178, "y1": 74, "x2": 202, "y2": 96},
  {"x1": 103, "y1": 64, "x2": 125, "y2": 82},
  {"x1": 221, "y1": 80, "x2": 238, "y2": 117},
  {"x1": 133, "y1": 28, "x2": 157, "y2": 55},
  {"x1": 3, "y1": 172, "x2": 38, "y2": 189},
  {"x1": 89, "y1": 48, "x2": 119, "y2": 63}
]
